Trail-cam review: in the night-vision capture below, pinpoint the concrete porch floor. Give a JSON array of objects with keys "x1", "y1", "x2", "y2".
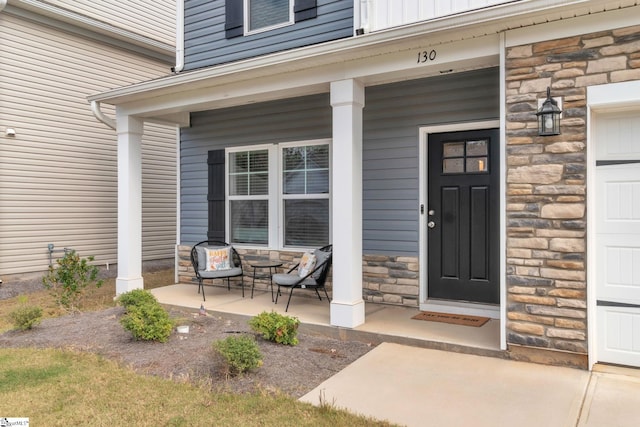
[{"x1": 150, "y1": 283, "x2": 504, "y2": 358}]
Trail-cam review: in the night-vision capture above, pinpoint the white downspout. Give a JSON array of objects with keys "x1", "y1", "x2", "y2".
[
  {"x1": 355, "y1": 0, "x2": 369, "y2": 35},
  {"x1": 174, "y1": 128, "x2": 181, "y2": 285},
  {"x1": 90, "y1": 100, "x2": 116, "y2": 130},
  {"x1": 173, "y1": 0, "x2": 185, "y2": 73},
  {"x1": 173, "y1": 0, "x2": 184, "y2": 284}
]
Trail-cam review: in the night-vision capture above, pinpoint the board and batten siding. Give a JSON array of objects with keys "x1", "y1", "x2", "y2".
[
  {"x1": 0, "y1": 13, "x2": 177, "y2": 276},
  {"x1": 183, "y1": 0, "x2": 353, "y2": 70},
  {"x1": 44, "y1": 0, "x2": 176, "y2": 46},
  {"x1": 362, "y1": 68, "x2": 500, "y2": 256},
  {"x1": 180, "y1": 94, "x2": 332, "y2": 244},
  {"x1": 364, "y1": 0, "x2": 515, "y2": 32}
]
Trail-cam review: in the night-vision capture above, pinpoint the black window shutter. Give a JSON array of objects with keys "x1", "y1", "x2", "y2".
[
  {"x1": 225, "y1": 0, "x2": 244, "y2": 39},
  {"x1": 207, "y1": 150, "x2": 226, "y2": 241},
  {"x1": 294, "y1": 0, "x2": 317, "y2": 22}
]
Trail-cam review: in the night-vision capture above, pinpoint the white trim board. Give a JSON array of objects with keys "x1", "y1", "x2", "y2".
[
  {"x1": 587, "y1": 80, "x2": 640, "y2": 370},
  {"x1": 418, "y1": 120, "x2": 502, "y2": 322}
]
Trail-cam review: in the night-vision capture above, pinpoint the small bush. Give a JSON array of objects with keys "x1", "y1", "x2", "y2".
[
  {"x1": 120, "y1": 302, "x2": 174, "y2": 343},
  {"x1": 42, "y1": 250, "x2": 103, "y2": 312},
  {"x1": 9, "y1": 305, "x2": 43, "y2": 331},
  {"x1": 117, "y1": 289, "x2": 158, "y2": 309},
  {"x1": 249, "y1": 311, "x2": 300, "y2": 346},
  {"x1": 213, "y1": 335, "x2": 263, "y2": 376}
]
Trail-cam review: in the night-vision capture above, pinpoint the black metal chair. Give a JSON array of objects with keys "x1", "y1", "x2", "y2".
[
  {"x1": 273, "y1": 245, "x2": 332, "y2": 312},
  {"x1": 190, "y1": 240, "x2": 244, "y2": 301}
]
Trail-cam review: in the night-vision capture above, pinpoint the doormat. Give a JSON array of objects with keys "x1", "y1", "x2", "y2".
[{"x1": 411, "y1": 311, "x2": 490, "y2": 327}]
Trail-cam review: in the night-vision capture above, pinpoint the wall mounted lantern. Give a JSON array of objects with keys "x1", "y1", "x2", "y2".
[{"x1": 536, "y1": 87, "x2": 562, "y2": 136}]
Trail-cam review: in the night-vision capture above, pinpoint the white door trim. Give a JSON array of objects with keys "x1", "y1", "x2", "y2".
[
  {"x1": 418, "y1": 119, "x2": 502, "y2": 321},
  {"x1": 587, "y1": 80, "x2": 640, "y2": 370}
]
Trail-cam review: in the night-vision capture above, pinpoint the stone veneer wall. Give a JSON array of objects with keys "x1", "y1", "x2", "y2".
[
  {"x1": 362, "y1": 254, "x2": 420, "y2": 306},
  {"x1": 505, "y1": 24, "x2": 640, "y2": 358},
  {"x1": 178, "y1": 245, "x2": 418, "y2": 306},
  {"x1": 177, "y1": 245, "x2": 332, "y2": 293}
]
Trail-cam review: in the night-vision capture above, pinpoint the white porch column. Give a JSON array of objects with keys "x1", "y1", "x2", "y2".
[
  {"x1": 115, "y1": 112, "x2": 144, "y2": 295},
  {"x1": 330, "y1": 79, "x2": 365, "y2": 328}
]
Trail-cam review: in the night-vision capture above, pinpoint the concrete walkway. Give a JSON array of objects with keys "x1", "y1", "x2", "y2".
[
  {"x1": 152, "y1": 284, "x2": 640, "y2": 426},
  {"x1": 300, "y1": 343, "x2": 640, "y2": 427}
]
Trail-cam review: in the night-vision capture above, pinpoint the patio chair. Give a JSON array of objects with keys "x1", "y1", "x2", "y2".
[
  {"x1": 190, "y1": 240, "x2": 244, "y2": 301},
  {"x1": 273, "y1": 244, "x2": 332, "y2": 312}
]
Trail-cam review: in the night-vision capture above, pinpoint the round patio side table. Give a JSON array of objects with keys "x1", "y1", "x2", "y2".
[{"x1": 249, "y1": 261, "x2": 283, "y2": 301}]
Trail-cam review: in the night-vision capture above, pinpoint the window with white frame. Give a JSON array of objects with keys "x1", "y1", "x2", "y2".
[
  {"x1": 281, "y1": 142, "x2": 330, "y2": 247},
  {"x1": 226, "y1": 140, "x2": 330, "y2": 248},
  {"x1": 228, "y1": 149, "x2": 270, "y2": 245},
  {"x1": 246, "y1": 0, "x2": 293, "y2": 33}
]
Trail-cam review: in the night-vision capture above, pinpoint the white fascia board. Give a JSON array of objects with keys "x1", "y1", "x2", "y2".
[
  {"x1": 3, "y1": 0, "x2": 174, "y2": 57},
  {"x1": 88, "y1": 0, "x2": 633, "y2": 119},
  {"x1": 506, "y1": 2, "x2": 640, "y2": 47},
  {"x1": 116, "y1": 34, "x2": 501, "y2": 119}
]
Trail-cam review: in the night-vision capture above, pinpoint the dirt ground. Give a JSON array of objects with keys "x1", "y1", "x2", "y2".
[{"x1": 0, "y1": 304, "x2": 374, "y2": 398}]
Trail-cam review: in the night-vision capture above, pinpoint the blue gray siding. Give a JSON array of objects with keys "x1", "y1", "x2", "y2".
[
  {"x1": 363, "y1": 67, "x2": 499, "y2": 256},
  {"x1": 180, "y1": 68, "x2": 499, "y2": 255},
  {"x1": 180, "y1": 94, "x2": 332, "y2": 244},
  {"x1": 183, "y1": 0, "x2": 353, "y2": 70}
]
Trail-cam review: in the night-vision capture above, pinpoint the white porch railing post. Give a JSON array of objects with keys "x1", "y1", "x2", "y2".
[
  {"x1": 115, "y1": 111, "x2": 144, "y2": 295},
  {"x1": 330, "y1": 79, "x2": 366, "y2": 328}
]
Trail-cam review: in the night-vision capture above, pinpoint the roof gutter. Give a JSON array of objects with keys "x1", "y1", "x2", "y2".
[{"x1": 91, "y1": 101, "x2": 116, "y2": 130}]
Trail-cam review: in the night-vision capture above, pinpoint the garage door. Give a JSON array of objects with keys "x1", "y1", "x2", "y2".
[{"x1": 595, "y1": 111, "x2": 640, "y2": 367}]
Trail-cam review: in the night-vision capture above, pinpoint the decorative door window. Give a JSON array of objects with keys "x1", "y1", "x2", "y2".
[{"x1": 442, "y1": 139, "x2": 489, "y2": 174}]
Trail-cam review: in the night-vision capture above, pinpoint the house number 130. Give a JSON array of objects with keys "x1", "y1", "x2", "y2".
[{"x1": 417, "y1": 49, "x2": 437, "y2": 63}]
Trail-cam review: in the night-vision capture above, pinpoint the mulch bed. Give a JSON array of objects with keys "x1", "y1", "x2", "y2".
[{"x1": 0, "y1": 305, "x2": 374, "y2": 398}]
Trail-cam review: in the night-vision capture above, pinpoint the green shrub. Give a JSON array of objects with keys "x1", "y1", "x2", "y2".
[
  {"x1": 42, "y1": 250, "x2": 103, "y2": 312},
  {"x1": 120, "y1": 302, "x2": 174, "y2": 343},
  {"x1": 212, "y1": 335, "x2": 263, "y2": 376},
  {"x1": 9, "y1": 305, "x2": 43, "y2": 331},
  {"x1": 117, "y1": 289, "x2": 158, "y2": 309},
  {"x1": 249, "y1": 311, "x2": 300, "y2": 346}
]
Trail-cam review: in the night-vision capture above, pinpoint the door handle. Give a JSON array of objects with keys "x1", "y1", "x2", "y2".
[{"x1": 427, "y1": 221, "x2": 436, "y2": 229}]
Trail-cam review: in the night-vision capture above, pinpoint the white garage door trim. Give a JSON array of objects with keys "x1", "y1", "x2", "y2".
[{"x1": 587, "y1": 80, "x2": 640, "y2": 370}]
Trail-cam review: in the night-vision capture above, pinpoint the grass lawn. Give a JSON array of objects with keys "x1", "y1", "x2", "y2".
[
  {"x1": 0, "y1": 348, "x2": 391, "y2": 426},
  {"x1": 0, "y1": 271, "x2": 395, "y2": 426},
  {"x1": 0, "y1": 269, "x2": 172, "y2": 333}
]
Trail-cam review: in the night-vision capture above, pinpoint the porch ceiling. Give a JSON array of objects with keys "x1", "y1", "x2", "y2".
[{"x1": 87, "y1": 0, "x2": 636, "y2": 123}]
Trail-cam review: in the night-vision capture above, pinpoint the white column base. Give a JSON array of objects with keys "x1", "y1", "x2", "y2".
[
  {"x1": 116, "y1": 277, "x2": 144, "y2": 296},
  {"x1": 330, "y1": 300, "x2": 365, "y2": 328}
]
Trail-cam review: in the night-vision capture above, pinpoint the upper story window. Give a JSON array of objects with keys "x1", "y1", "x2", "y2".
[
  {"x1": 247, "y1": 0, "x2": 293, "y2": 33},
  {"x1": 225, "y1": 0, "x2": 318, "y2": 39}
]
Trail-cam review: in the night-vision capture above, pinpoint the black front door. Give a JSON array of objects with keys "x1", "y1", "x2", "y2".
[{"x1": 427, "y1": 129, "x2": 499, "y2": 304}]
